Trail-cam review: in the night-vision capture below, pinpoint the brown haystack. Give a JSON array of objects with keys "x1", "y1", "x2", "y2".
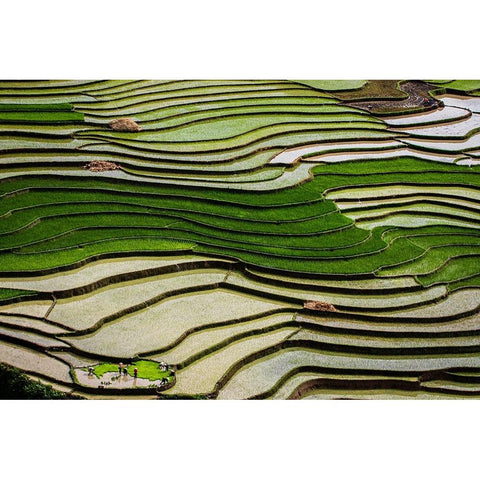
[
  {"x1": 304, "y1": 300, "x2": 337, "y2": 312},
  {"x1": 109, "y1": 118, "x2": 142, "y2": 132},
  {"x1": 83, "y1": 161, "x2": 119, "y2": 172}
]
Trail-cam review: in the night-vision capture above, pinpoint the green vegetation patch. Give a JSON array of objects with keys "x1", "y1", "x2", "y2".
[
  {"x1": 0, "y1": 103, "x2": 83, "y2": 123},
  {"x1": 379, "y1": 245, "x2": 480, "y2": 277},
  {"x1": 87, "y1": 360, "x2": 172, "y2": 381},
  {"x1": 0, "y1": 237, "x2": 194, "y2": 273},
  {"x1": 0, "y1": 103, "x2": 75, "y2": 111},
  {"x1": 195, "y1": 236, "x2": 423, "y2": 275},
  {"x1": 429, "y1": 80, "x2": 480, "y2": 93},
  {"x1": 311, "y1": 157, "x2": 480, "y2": 193},
  {"x1": 293, "y1": 80, "x2": 367, "y2": 91},
  {"x1": 449, "y1": 274, "x2": 480, "y2": 291},
  {"x1": 417, "y1": 256, "x2": 480, "y2": 286},
  {"x1": 0, "y1": 287, "x2": 37, "y2": 301},
  {"x1": 382, "y1": 225, "x2": 480, "y2": 244},
  {"x1": 0, "y1": 112, "x2": 84, "y2": 123}
]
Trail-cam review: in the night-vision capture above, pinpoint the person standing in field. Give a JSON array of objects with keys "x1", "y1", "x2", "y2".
[
  {"x1": 134, "y1": 367, "x2": 138, "y2": 378},
  {"x1": 118, "y1": 362, "x2": 123, "y2": 375}
]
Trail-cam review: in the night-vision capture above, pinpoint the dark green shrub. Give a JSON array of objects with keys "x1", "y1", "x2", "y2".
[{"x1": 0, "y1": 363, "x2": 82, "y2": 400}]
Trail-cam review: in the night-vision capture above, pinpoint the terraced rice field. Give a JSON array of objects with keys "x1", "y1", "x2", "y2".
[{"x1": 1, "y1": 79, "x2": 480, "y2": 399}]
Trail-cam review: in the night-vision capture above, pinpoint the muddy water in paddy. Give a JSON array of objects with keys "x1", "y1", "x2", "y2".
[
  {"x1": 404, "y1": 132, "x2": 480, "y2": 152},
  {"x1": 67, "y1": 288, "x2": 291, "y2": 358},
  {"x1": 383, "y1": 106, "x2": 470, "y2": 126},
  {"x1": 438, "y1": 94, "x2": 480, "y2": 113},
  {"x1": 457, "y1": 158, "x2": 480, "y2": 166},
  {"x1": 326, "y1": 185, "x2": 480, "y2": 201},
  {"x1": 269, "y1": 140, "x2": 402, "y2": 164},
  {"x1": 0, "y1": 340, "x2": 72, "y2": 383},
  {"x1": 305, "y1": 148, "x2": 460, "y2": 164},
  {"x1": 48, "y1": 269, "x2": 228, "y2": 330},
  {"x1": 0, "y1": 299, "x2": 53, "y2": 318},
  {"x1": 0, "y1": 255, "x2": 217, "y2": 292},
  {"x1": 396, "y1": 113, "x2": 480, "y2": 138}
]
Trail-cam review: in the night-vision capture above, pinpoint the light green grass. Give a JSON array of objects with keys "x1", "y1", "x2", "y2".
[
  {"x1": 87, "y1": 360, "x2": 172, "y2": 381},
  {"x1": 418, "y1": 256, "x2": 480, "y2": 286},
  {"x1": 379, "y1": 245, "x2": 480, "y2": 277},
  {"x1": 431, "y1": 80, "x2": 480, "y2": 92},
  {"x1": 294, "y1": 80, "x2": 367, "y2": 91},
  {"x1": 450, "y1": 275, "x2": 480, "y2": 291}
]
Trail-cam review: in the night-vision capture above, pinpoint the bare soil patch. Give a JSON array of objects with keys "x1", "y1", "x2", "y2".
[
  {"x1": 304, "y1": 300, "x2": 337, "y2": 312},
  {"x1": 109, "y1": 118, "x2": 142, "y2": 132},
  {"x1": 83, "y1": 160, "x2": 119, "y2": 172}
]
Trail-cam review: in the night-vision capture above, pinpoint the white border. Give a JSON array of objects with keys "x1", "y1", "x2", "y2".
[{"x1": 2, "y1": 0, "x2": 479, "y2": 78}]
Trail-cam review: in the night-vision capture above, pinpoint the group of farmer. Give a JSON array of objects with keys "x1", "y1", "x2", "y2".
[
  {"x1": 118, "y1": 362, "x2": 138, "y2": 378},
  {"x1": 87, "y1": 363, "x2": 138, "y2": 378}
]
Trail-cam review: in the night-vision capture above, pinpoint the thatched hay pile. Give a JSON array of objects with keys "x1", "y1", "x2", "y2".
[
  {"x1": 304, "y1": 300, "x2": 337, "y2": 312},
  {"x1": 109, "y1": 118, "x2": 142, "y2": 132},
  {"x1": 83, "y1": 161, "x2": 120, "y2": 172}
]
